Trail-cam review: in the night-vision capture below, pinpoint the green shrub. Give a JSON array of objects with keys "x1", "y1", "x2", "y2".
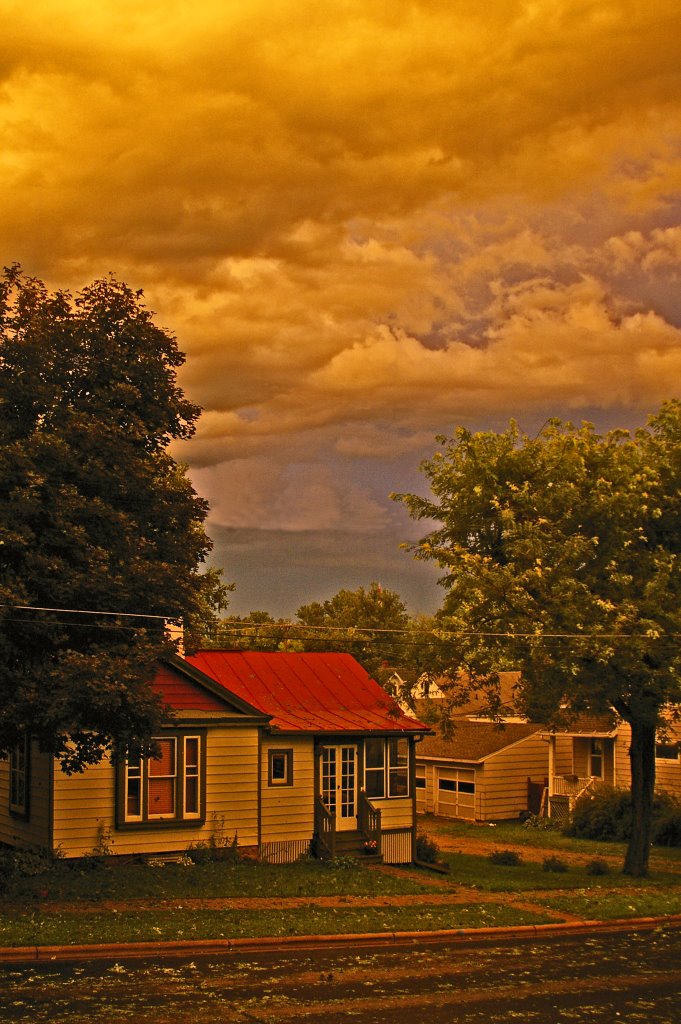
[
  {"x1": 585, "y1": 858, "x2": 611, "y2": 876},
  {"x1": 489, "y1": 849, "x2": 522, "y2": 866},
  {"x1": 566, "y1": 786, "x2": 681, "y2": 847},
  {"x1": 327, "y1": 855, "x2": 358, "y2": 870},
  {"x1": 9, "y1": 846, "x2": 56, "y2": 878},
  {"x1": 565, "y1": 786, "x2": 632, "y2": 842},
  {"x1": 415, "y1": 832, "x2": 440, "y2": 864},
  {"x1": 542, "y1": 855, "x2": 568, "y2": 873},
  {"x1": 652, "y1": 795, "x2": 681, "y2": 847},
  {"x1": 523, "y1": 813, "x2": 558, "y2": 831}
]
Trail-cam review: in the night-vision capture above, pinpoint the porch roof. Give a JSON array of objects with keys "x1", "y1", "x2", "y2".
[{"x1": 185, "y1": 650, "x2": 430, "y2": 734}]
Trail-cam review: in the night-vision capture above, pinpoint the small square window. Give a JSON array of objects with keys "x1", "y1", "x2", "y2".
[{"x1": 268, "y1": 749, "x2": 293, "y2": 786}]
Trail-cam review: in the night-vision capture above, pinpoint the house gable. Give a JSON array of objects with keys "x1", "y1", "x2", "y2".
[{"x1": 155, "y1": 655, "x2": 271, "y2": 722}]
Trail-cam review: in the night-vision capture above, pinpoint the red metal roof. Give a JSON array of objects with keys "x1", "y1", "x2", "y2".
[{"x1": 185, "y1": 650, "x2": 429, "y2": 734}]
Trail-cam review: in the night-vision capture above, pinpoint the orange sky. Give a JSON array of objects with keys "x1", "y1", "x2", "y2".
[{"x1": 3, "y1": 1, "x2": 681, "y2": 614}]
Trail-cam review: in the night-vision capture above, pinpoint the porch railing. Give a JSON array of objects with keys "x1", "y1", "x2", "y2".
[
  {"x1": 548, "y1": 775, "x2": 599, "y2": 822},
  {"x1": 358, "y1": 790, "x2": 382, "y2": 858},
  {"x1": 314, "y1": 797, "x2": 336, "y2": 860},
  {"x1": 552, "y1": 775, "x2": 592, "y2": 797}
]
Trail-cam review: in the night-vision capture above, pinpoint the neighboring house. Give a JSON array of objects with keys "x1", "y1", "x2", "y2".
[
  {"x1": 545, "y1": 714, "x2": 681, "y2": 822},
  {"x1": 413, "y1": 674, "x2": 551, "y2": 822},
  {"x1": 414, "y1": 669, "x2": 681, "y2": 824},
  {"x1": 0, "y1": 651, "x2": 429, "y2": 865},
  {"x1": 416, "y1": 720, "x2": 550, "y2": 822}
]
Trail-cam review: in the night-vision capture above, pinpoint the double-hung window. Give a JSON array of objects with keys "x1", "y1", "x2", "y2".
[
  {"x1": 9, "y1": 735, "x2": 30, "y2": 819},
  {"x1": 363, "y1": 738, "x2": 410, "y2": 798},
  {"x1": 590, "y1": 739, "x2": 604, "y2": 779},
  {"x1": 119, "y1": 731, "x2": 205, "y2": 827}
]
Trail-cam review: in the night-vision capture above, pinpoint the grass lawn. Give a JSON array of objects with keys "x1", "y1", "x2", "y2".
[
  {"x1": 440, "y1": 851, "x2": 681, "y2": 892},
  {"x1": 1, "y1": 858, "x2": 434, "y2": 903},
  {"x1": 0, "y1": 902, "x2": 554, "y2": 947},
  {"x1": 1, "y1": 831, "x2": 680, "y2": 949},
  {"x1": 536, "y1": 888, "x2": 681, "y2": 921},
  {"x1": 423, "y1": 815, "x2": 681, "y2": 867}
]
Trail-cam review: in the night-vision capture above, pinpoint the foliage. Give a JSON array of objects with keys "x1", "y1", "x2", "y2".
[
  {"x1": 393, "y1": 404, "x2": 681, "y2": 876},
  {"x1": 542, "y1": 855, "x2": 569, "y2": 872},
  {"x1": 585, "y1": 858, "x2": 611, "y2": 876},
  {"x1": 653, "y1": 796, "x2": 681, "y2": 847},
  {"x1": 0, "y1": 266, "x2": 230, "y2": 770},
  {"x1": 567, "y1": 786, "x2": 681, "y2": 848},
  {"x1": 326, "y1": 855, "x2": 360, "y2": 870},
  {"x1": 415, "y1": 831, "x2": 441, "y2": 863},
  {"x1": 186, "y1": 817, "x2": 240, "y2": 863},
  {"x1": 295, "y1": 582, "x2": 412, "y2": 678},
  {"x1": 566, "y1": 786, "x2": 633, "y2": 842},
  {"x1": 523, "y1": 813, "x2": 559, "y2": 831},
  {"x1": 488, "y1": 849, "x2": 522, "y2": 866},
  {"x1": 0, "y1": 844, "x2": 57, "y2": 880},
  {"x1": 206, "y1": 611, "x2": 305, "y2": 653}
]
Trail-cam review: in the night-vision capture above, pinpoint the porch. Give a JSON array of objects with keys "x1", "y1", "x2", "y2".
[{"x1": 314, "y1": 792, "x2": 415, "y2": 864}]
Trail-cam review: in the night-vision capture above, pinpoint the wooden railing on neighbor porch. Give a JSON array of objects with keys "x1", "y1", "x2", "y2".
[
  {"x1": 358, "y1": 790, "x2": 382, "y2": 858},
  {"x1": 552, "y1": 775, "x2": 592, "y2": 797},
  {"x1": 314, "y1": 797, "x2": 336, "y2": 860}
]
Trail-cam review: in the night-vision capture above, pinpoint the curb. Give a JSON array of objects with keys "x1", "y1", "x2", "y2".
[{"x1": 2, "y1": 915, "x2": 681, "y2": 964}]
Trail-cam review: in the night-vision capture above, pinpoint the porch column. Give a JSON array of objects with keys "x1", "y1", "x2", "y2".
[{"x1": 548, "y1": 734, "x2": 556, "y2": 797}]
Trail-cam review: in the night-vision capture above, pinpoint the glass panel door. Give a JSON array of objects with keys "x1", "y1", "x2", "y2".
[{"x1": 321, "y1": 745, "x2": 357, "y2": 830}]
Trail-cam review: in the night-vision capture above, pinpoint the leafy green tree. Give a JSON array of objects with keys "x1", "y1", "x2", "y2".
[
  {"x1": 393, "y1": 405, "x2": 681, "y2": 876},
  {"x1": 0, "y1": 266, "x2": 228, "y2": 772},
  {"x1": 296, "y1": 582, "x2": 412, "y2": 678},
  {"x1": 206, "y1": 611, "x2": 304, "y2": 652}
]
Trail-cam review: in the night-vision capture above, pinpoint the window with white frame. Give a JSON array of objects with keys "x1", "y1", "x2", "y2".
[
  {"x1": 268, "y1": 748, "x2": 293, "y2": 786},
  {"x1": 590, "y1": 739, "x2": 604, "y2": 778},
  {"x1": 118, "y1": 732, "x2": 205, "y2": 827},
  {"x1": 363, "y1": 738, "x2": 410, "y2": 798},
  {"x1": 656, "y1": 742, "x2": 680, "y2": 762}
]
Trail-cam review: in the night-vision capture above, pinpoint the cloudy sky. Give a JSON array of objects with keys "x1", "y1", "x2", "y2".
[{"x1": 3, "y1": 1, "x2": 681, "y2": 616}]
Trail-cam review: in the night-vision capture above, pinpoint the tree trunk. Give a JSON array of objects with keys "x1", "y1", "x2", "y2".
[{"x1": 623, "y1": 718, "x2": 656, "y2": 877}]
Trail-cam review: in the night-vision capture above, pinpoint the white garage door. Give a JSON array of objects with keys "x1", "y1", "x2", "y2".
[{"x1": 436, "y1": 767, "x2": 476, "y2": 819}]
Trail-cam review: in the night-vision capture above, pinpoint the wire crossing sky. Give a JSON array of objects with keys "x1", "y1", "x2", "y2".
[{"x1": 3, "y1": 1, "x2": 681, "y2": 615}]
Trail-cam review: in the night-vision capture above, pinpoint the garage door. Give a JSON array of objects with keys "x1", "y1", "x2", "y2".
[{"x1": 436, "y1": 767, "x2": 476, "y2": 819}]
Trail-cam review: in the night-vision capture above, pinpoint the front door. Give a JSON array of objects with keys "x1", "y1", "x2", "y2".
[{"x1": 321, "y1": 745, "x2": 358, "y2": 830}]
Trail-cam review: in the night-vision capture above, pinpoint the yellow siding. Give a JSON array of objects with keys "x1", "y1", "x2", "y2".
[
  {"x1": 417, "y1": 733, "x2": 550, "y2": 822},
  {"x1": 370, "y1": 796, "x2": 414, "y2": 829},
  {"x1": 0, "y1": 744, "x2": 52, "y2": 850},
  {"x1": 260, "y1": 737, "x2": 315, "y2": 842},
  {"x1": 52, "y1": 726, "x2": 260, "y2": 858},
  {"x1": 614, "y1": 722, "x2": 681, "y2": 798},
  {"x1": 479, "y1": 734, "x2": 550, "y2": 820}
]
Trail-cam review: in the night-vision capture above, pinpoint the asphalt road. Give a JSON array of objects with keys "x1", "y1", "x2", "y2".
[{"x1": 2, "y1": 924, "x2": 680, "y2": 1023}]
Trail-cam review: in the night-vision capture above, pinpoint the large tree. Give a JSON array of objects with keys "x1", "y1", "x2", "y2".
[
  {"x1": 393, "y1": 404, "x2": 681, "y2": 876},
  {"x1": 0, "y1": 266, "x2": 227, "y2": 772},
  {"x1": 296, "y1": 582, "x2": 413, "y2": 679}
]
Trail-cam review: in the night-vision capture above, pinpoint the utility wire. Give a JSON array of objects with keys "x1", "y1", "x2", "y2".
[
  {"x1": 1, "y1": 604, "x2": 174, "y2": 620},
  {"x1": 1, "y1": 604, "x2": 677, "y2": 643}
]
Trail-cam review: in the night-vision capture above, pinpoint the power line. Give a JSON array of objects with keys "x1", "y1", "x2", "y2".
[
  {"x1": 1, "y1": 604, "x2": 175, "y2": 620},
  {"x1": 1, "y1": 604, "x2": 677, "y2": 644}
]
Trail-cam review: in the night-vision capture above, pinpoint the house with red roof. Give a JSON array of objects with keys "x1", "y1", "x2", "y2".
[{"x1": 0, "y1": 651, "x2": 429, "y2": 864}]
